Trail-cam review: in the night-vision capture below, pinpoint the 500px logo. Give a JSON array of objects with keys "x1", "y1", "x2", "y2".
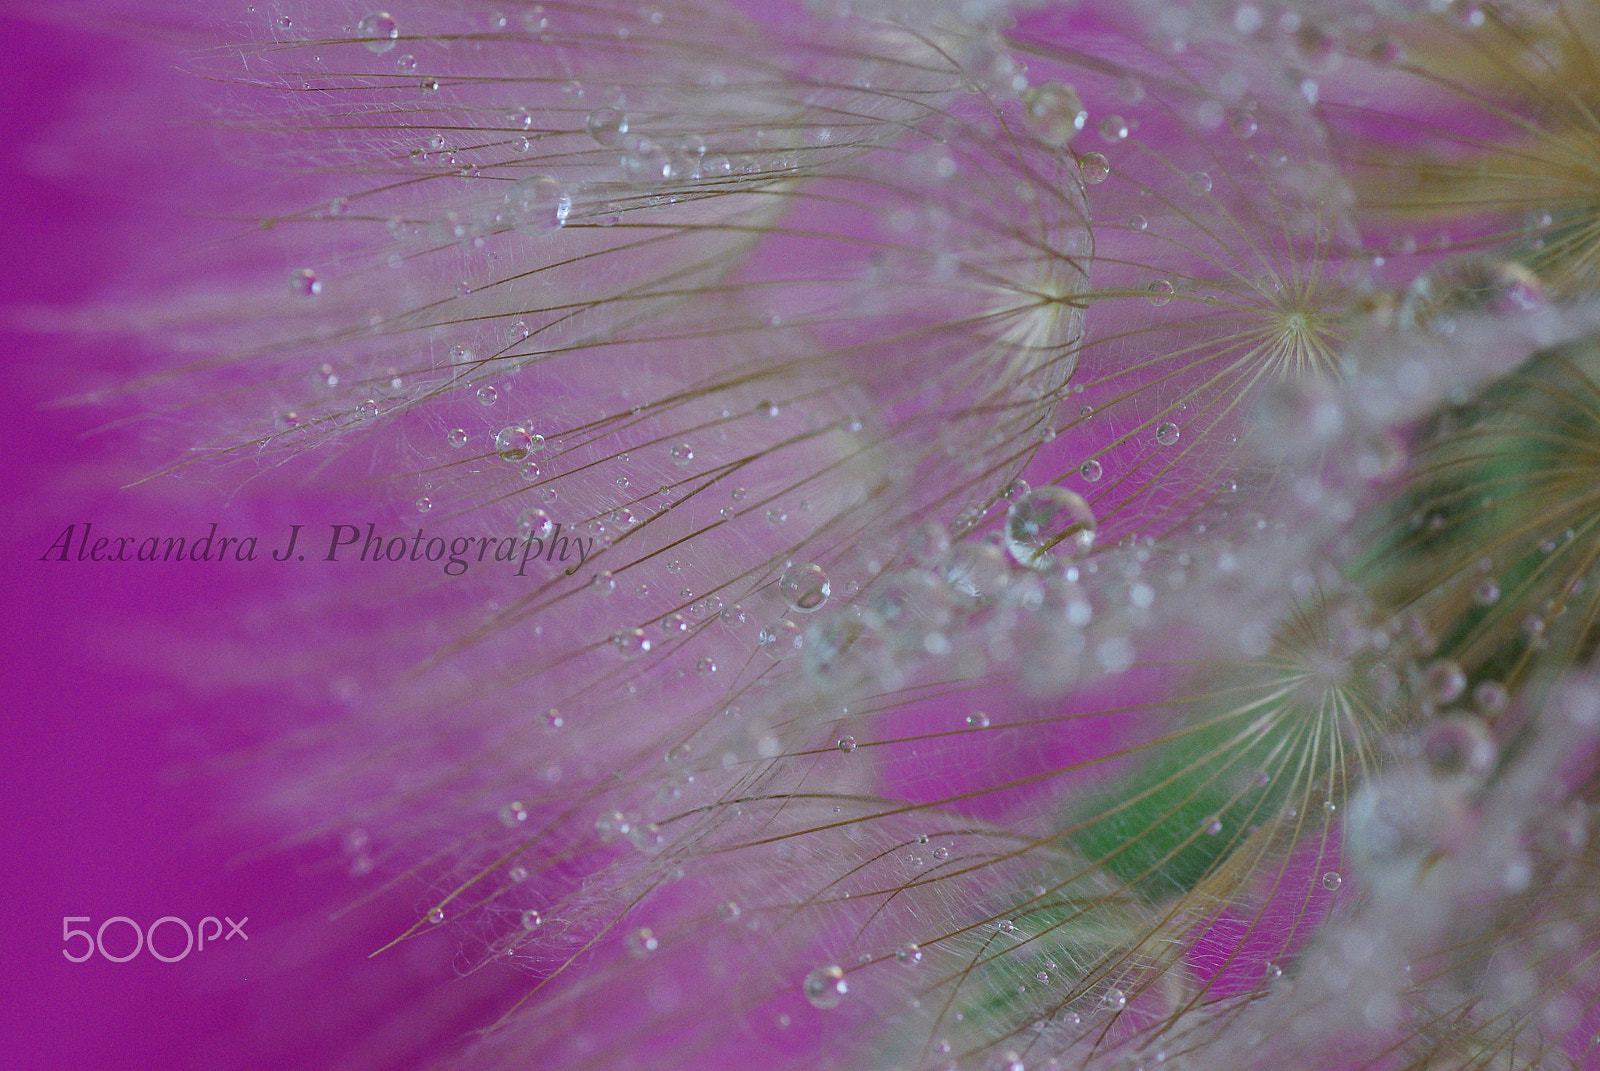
[{"x1": 62, "y1": 915, "x2": 248, "y2": 963}]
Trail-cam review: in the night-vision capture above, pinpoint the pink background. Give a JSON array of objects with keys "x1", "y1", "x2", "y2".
[{"x1": 0, "y1": 14, "x2": 522, "y2": 1069}]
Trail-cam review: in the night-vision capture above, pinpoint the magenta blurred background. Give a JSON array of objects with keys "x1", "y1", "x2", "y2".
[{"x1": 0, "y1": 13, "x2": 523, "y2": 1069}]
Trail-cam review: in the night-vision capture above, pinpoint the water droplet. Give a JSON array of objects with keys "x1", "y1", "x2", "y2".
[
  {"x1": 803, "y1": 965, "x2": 848, "y2": 1009},
  {"x1": 1155, "y1": 421, "x2": 1180, "y2": 447},
  {"x1": 1292, "y1": 24, "x2": 1340, "y2": 73},
  {"x1": 415, "y1": 496, "x2": 432, "y2": 514},
  {"x1": 716, "y1": 901, "x2": 741, "y2": 922},
  {"x1": 1368, "y1": 37, "x2": 1402, "y2": 67},
  {"x1": 288, "y1": 267, "x2": 321, "y2": 298},
  {"x1": 669, "y1": 442, "x2": 695, "y2": 465},
  {"x1": 504, "y1": 175, "x2": 570, "y2": 234},
  {"x1": 758, "y1": 620, "x2": 803, "y2": 659},
  {"x1": 837, "y1": 735, "x2": 856, "y2": 753},
  {"x1": 449, "y1": 343, "x2": 476, "y2": 365},
  {"x1": 520, "y1": 908, "x2": 541, "y2": 929},
  {"x1": 590, "y1": 571, "x2": 616, "y2": 595},
  {"x1": 1079, "y1": 152, "x2": 1110, "y2": 184},
  {"x1": 1022, "y1": 82, "x2": 1087, "y2": 146},
  {"x1": 1399, "y1": 256, "x2": 1545, "y2": 331},
  {"x1": 585, "y1": 106, "x2": 628, "y2": 145},
  {"x1": 1322, "y1": 871, "x2": 1342, "y2": 891},
  {"x1": 896, "y1": 942, "x2": 922, "y2": 965},
  {"x1": 611, "y1": 628, "x2": 652, "y2": 659},
  {"x1": 447, "y1": 428, "x2": 468, "y2": 448},
  {"x1": 512, "y1": 135, "x2": 531, "y2": 153},
  {"x1": 477, "y1": 385, "x2": 499, "y2": 406},
  {"x1": 1147, "y1": 279, "x2": 1175, "y2": 306},
  {"x1": 508, "y1": 865, "x2": 529, "y2": 883},
  {"x1": 1423, "y1": 659, "x2": 1467, "y2": 705},
  {"x1": 1423, "y1": 715, "x2": 1498, "y2": 780},
  {"x1": 495, "y1": 425, "x2": 535, "y2": 460},
  {"x1": 1098, "y1": 115, "x2": 1129, "y2": 142},
  {"x1": 1474, "y1": 680, "x2": 1508, "y2": 714},
  {"x1": 778, "y1": 562, "x2": 831, "y2": 612},
  {"x1": 627, "y1": 927, "x2": 659, "y2": 957},
  {"x1": 517, "y1": 509, "x2": 554, "y2": 539},
  {"x1": 1102, "y1": 988, "x2": 1127, "y2": 1010},
  {"x1": 1473, "y1": 578, "x2": 1500, "y2": 606},
  {"x1": 1005, "y1": 486, "x2": 1097, "y2": 569},
  {"x1": 628, "y1": 822, "x2": 664, "y2": 853},
  {"x1": 357, "y1": 11, "x2": 399, "y2": 53},
  {"x1": 427, "y1": 908, "x2": 445, "y2": 924},
  {"x1": 1188, "y1": 171, "x2": 1213, "y2": 195},
  {"x1": 966, "y1": 711, "x2": 991, "y2": 729},
  {"x1": 1079, "y1": 459, "x2": 1103, "y2": 482},
  {"x1": 497, "y1": 800, "x2": 527, "y2": 827}
]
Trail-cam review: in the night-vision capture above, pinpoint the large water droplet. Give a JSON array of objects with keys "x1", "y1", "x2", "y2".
[
  {"x1": 495, "y1": 425, "x2": 535, "y2": 461},
  {"x1": 585, "y1": 106, "x2": 629, "y2": 145},
  {"x1": 758, "y1": 620, "x2": 804, "y2": 659},
  {"x1": 1423, "y1": 659, "x2": 1466, "y2": 705},
  {"x1": 803, "y1": 965, "x2": 848, "y2": 1009},
  {"x1": 779, "y1": 562, "x2": 831, "y2": 612},
  {"x1": 1423, "y1": 715, "x2": 1498, "y2": 781},
  {"x1": 357, "y1": 11, "x2": 399, "y2": 53},
  {"x1": 1005, "y1": 486, "x2": 1096, "y2": 569},
  {"x1": 504, "y1": 175, "x2": 570, "y2": 234},
  {"x1": 1399, "y1": 256, "x2": 1544, "y2": 331},
  {"x1": 1079, "y1": 152, "x2": 1110, "y2": 184},
  {"x1": 1023, "y1": 82, "x2": 1087, "y2": 146}
]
